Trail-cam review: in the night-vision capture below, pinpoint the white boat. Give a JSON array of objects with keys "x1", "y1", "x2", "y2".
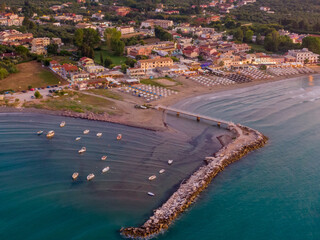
[
  {"x1": 148, "y1": 175, "x2": 157, "y2": 181},
  {"x1": 101, "y1": 155, "x2": 107, "y2": 161},
  {"x1": 87, "y1": 173, "x2": 95, "y2": 181},
  {"x1": 78, "y1": 147, "x2": 86, "y2": 154},
  {"x1": 75, "y1": 137, "x2": 81, "y2": 141},
  {"x1": 168, "y1": 160, "x2": 173, "y2": 165},
  {"x1": 96, "y1": 132, "x2": 102, "y2": 137},
  {"x1": 159, "y1": 169, "x2": 165, "y2": 174},
  {"x1": 60, "y1": 121, "x2": 66, "y2": 127},
  {"x1": 37, "y1": 130, "x2": 43, "y2": 135},
  {"x1": 83, "y1": 129, "x2": 90, "y2": 134},
  {"x1": 117, "y1": 134, "x2": 122, "y2": 140},
  {"x1": 102, "y1": 166, "x2": 110, "y2": 173},
  {"x1": 46, "y1": 130, "x2": 55, "y2": 138},
  {"x1": 148, "y1": 192, "x2": 155, "y2": 196},
  {"x1": 72, "y1": 172, "x2": 79, "y2": 180}
]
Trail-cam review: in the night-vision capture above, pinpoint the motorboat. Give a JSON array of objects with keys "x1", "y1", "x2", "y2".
[
  {"x1": 78, "y1": 147, "x2": 86, "y2": 154},
  {"x1": 37, "y1": 130, "x2": 43, "y2": 135},
  {"x1": 101, "y1": 155, "x2": 107, "y2": 161},
  {"x1": 148, "y1": 192, "x2": 155, "y2": 196},
  {"x1": 168, "y1": 160, "x2": 173, "y2": 165},
  {"x1": 83, "y1": 129, "x2": 90, "y2": 134},
  {"x1": 117, "y1": 134, "x2": 122, "y2": 140},
  {"x1": 46, "y1": 130, "x2": 55, "y2": 138},
  {"x1": 148, "y1": 175, "x2": 157, "y2": 181},
  {"x1": 60, "y1": 121, "x2": 66, "y2": 127},
  {"x1": 102, "y1": 166, "x2": 110, "y2": 173},
  {"x1": 72, "y1": 172, "x2": 79, "y2": 180},
  {"x1": 96, "y1": 132, "x2": 102, "y2": 137},
  {"x1": 87, "y1": 173, "x2": 95, "y2": 181},
  {"x1": 159, "y1": 169, "x2": 165, "y2": 174},
  {"x1": 75, "y1": 137, "x2": 81, "y2": 141}
]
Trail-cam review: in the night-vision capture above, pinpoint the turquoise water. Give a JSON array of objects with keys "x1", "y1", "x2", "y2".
[{"x1": 2, "y1": 74, "x2": 320, "y2": 240}]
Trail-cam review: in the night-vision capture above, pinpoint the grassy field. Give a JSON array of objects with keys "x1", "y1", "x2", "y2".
[
  {"x1": 94, "y1": 49, "x2": 126, "y2": 66},
  {"x1": 249, "y1": 43, "x2": 271, "y2": 53},
  {"x1": 24, "y1": 91, "x2": 119, "y2": 114},
  {"x1": 140, "y1": 77, "x2": 181, "y2": 88},
  {"x1": 86, "y1": 89, "x2": 123, "y2": 100},
  {"x1": 0, "y1": 61, "x2": 66, "y2": 92},
  {"x1": 50, "y1": 55, "x2": 76, "y2": 65}
]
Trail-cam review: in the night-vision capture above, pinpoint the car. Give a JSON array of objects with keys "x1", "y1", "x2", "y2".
[
  {"x1": 31, "y1": 96, "x2": 34, "y2": 99},
  {"x1": 49, "y1": 90, "x2": 53, "y2": 93},
  {"x1": 54, "y1": 85, "x2": 58, "y2": 87},
  {"x1": 22, "y1": 90, "x2": 27, "y2": 93},
  {"x1": 46, "y1": 86, "x2": 50, "y2": 88}
]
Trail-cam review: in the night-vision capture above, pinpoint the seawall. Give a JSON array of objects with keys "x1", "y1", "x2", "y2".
[{"x1": 120, "y1": 123, "x2": 268, "y2": 239}]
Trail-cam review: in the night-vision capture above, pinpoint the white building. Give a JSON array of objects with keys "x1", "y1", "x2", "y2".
[{"x1": 287, "y1": 48, "x2": 319, "y2": 63}]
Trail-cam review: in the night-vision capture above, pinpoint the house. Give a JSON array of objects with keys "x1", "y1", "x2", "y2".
[
  {"x1": 183, "y1": 46, "x2": 199, "y2": 58},
  {"x1": 287, "y1": 48, "x2": 319, "y2": 63},
  {"x1": 141, "y1": 19, "x2": 173, "y2": 29},
  {"x1": 137, "y1": 57, "x2": 173, "y2": 70},
  {"x1": 116, "y1": 26, "x2": 134, "y2": 35},
  {"x1": 61, "y1": 64, "x2": 78, "y2": 78},
  {"x1": 260, "y1": 6, "x2": 271, "y2": 11},
  {"x1": 112, "y1": 6, "x2": 131, "y2": 17},
  {"x1": 92, "y1": 13, "x2": 105, "y2": 20}
]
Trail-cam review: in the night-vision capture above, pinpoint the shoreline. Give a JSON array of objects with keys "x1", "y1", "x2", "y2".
[{"x1": 120, "y1": 124, "x2": 268, "y2": 239}]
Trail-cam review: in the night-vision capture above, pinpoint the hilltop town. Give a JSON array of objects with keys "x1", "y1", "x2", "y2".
[{"x1": 0, "y1": 0, "x2": 319, "y2": 127}]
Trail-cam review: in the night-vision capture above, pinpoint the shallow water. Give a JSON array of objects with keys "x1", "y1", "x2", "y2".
[{"x1": 0, "y1": 112, "x2": 225, "y2": 240}]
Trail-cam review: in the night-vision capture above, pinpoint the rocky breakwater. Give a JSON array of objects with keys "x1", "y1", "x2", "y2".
[{"x1": 120, "y1": 123, "x2": 268, "y2": 239}]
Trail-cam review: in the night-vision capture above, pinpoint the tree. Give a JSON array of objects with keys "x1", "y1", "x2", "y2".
[
  {"x1": 244, "y1": 30, "x2": 254, "y2": 43},
  {"x1": 155, "y1": 26, "x2": 173, "y2": 41},
  {"x1": 100, "y1": 52, "x2": 104, "y2": 65},
  {"x1": 121, "y1": 63, "x2": 127, "y2": 73},
  {"x1": 112, "y1": 39, "x2": 125, "y2": 56},
  {"x1": 104, "y1": 57, "x2": 113, "y2": 68},
  {"x1": 15, "y1": 45, "x2": 29, "y2": 57},
  {"x1": 302, "y1": 36, "x2": 320, "y2": 54},
  {"x1": 234, "y1": 28, "x2": 244, "y2": 42},
  {"x1": 74, "y1": 29, "x2": 84, "y2": 47},
  {"x1": 0, "y1": 68, "x2": 9, "y2": 80},
  {"x1": 104, "y1": 28, "x2": 121, "y2": 51},
  {"x1": 47, "y1": 44, "x2": 58, "y2": 55},
  {"x1": 125, "y1": 58, "x2": 136, "y2": 67},
  {"x1": 34, "y1": 90, "x2": 42, "y2": 99},
  {"x1": 304, "y1": 58, "x2": 309, "y2": 65},
  {"x1": 264, "y1": 29, "x2": 280, "y2": 52}
]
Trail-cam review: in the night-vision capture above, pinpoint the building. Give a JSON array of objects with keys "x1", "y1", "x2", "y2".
[
  {"x1": 92, "y1": 13, "x2": 105, "y2": 20},
  {"x1": 112, "y1": 6, "x2": 131, "y2": 17},
  {"x1": 32, "y1": 37, "x2": 51, "y2": 47},
  {"x1": 141, "y1": 19, "x2": 173, "y2": 29},
  {"x1": 137, "y1": 57, "x2": 173, "y2": 70},
  {"x1": 117, "y1": 26, "x2": 134, "y2": 35},
  {"x1": 0, "y1": 14, "x2": 24, "y2": 26},
  {"x1": 79, "y1": 57, "x2": 95, "y2": 68},
  {"x1": 287, "y1": 48, "x2": 319, "y2": 63}
]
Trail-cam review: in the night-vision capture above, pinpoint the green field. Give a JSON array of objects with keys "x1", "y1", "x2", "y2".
[
  {"x1": 37, "y1": 71, "x2": 62, "y2": 85},
  {"x1": 94, "y1": 49, "x2": 126, "y2": 66},
  {"x1": 86, "y1": 89, "x2": 123, "y2": 101}
]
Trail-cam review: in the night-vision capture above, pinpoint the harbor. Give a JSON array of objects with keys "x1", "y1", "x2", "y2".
[{"x1": 121, "y1": 119, "x2": 268, "y2": 238}]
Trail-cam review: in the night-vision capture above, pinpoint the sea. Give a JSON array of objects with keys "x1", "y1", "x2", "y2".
[{"x1": 1, "y1": 74, "x2": 320, "y2": 240}]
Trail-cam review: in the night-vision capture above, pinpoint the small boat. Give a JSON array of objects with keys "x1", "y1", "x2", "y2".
[
  {"x1": 60, "y1": 121, "x2": 66, "y2": 127},
  {"x1": 72, "y1": 172, "x2": 79, "y2": 180},
  {"x1": 102, "y1": 166, "x2": 110, "y2": 173},
  {"x1": 75, "y1": 137, "x2": 81, "y2": 141},
  {"x1": 168, "y1": 160, "x2": 173, "y2": 165},
  {"x1": 87, "y1": 173, "x2": 95, "y2": 181},
  {"x1": 101, "y1": 155, "x2": 107, "y2": 161},
  {"x1": 96, "y1": 132, "x2": 102, "y2": 137},
  {"x1": 148, "y1": 175, "x2": 157, "y2": 181},
  {"x1": 37, "y1": 130, "x2": 43, "y2": 135},
  {"x1": 117, "y1": 134, "x2": 122, "y2": 140},
  {"x1": 83, "y1": 129, "x2": 90, "y2": 134},
  {"x1": 46, "y1": 130, "x2": 55, "y2": 138},
  {"x1": 148, "y1": 192, "x2": 155, "y2": 196},
  {"x1": 78, "y1": 147, "x2": 86, "y2": 154},
  {"x1": 159, "y1": 169, "x2": 165, "y2": 174}
]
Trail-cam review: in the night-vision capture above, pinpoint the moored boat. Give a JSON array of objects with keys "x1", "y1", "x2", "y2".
[
  {"x1": 148, "y1": 192, "x2": 155, "y2": 196},
  {"x1": 72, "y1": 172, "x2": 79, "y2": 180},
  {"x1": 148, "y1": 175, "x2": 156, "y2": 181},
  {"x1": 102, "y1": 166, "x2": 110, "y2": 173},
  {"x1": 159, "y1": 169, "x2": 165, "y2": 174},
  {"x1": 60, "y1": 121, "x2": 66, "y2": 128},
  {"x1": 117, "y1": 134, "x2": 122, "y2": 140},
  {"x1": 101, "y1": 155, "x2": 107, "y2": 161},
  {"x1": 168, "y1": 159, "x2": 173, "y2": 165},
  {"x1": 37, "y1": 130, "x2": 43, "y2": 135},
  {"x1": 75, "y1": 137, "x2": 81, "y2": 141},
  {"x1": 83, "y1": 129, "x2": 90, "y2": 134},
  {"x1": 78, "y1": 147, "x2": 86, "y2": 154},
  {"x1": 87, "y1": 173, "x2": 95, "y2": 181},
  {"x1": 46, "y1": 130, "x2": 55, "y2": 138},
  {"x1": 97, "y1": 132, "x2": 102, "y2": 137}
]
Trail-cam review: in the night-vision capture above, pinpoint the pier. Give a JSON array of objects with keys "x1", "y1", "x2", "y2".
[
  {"x1": 157, "y1": 105, "x2": 232, "y2": 128},
  {"x1": 120, "y1": 108, "x2": 268, "y2": 239}
]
